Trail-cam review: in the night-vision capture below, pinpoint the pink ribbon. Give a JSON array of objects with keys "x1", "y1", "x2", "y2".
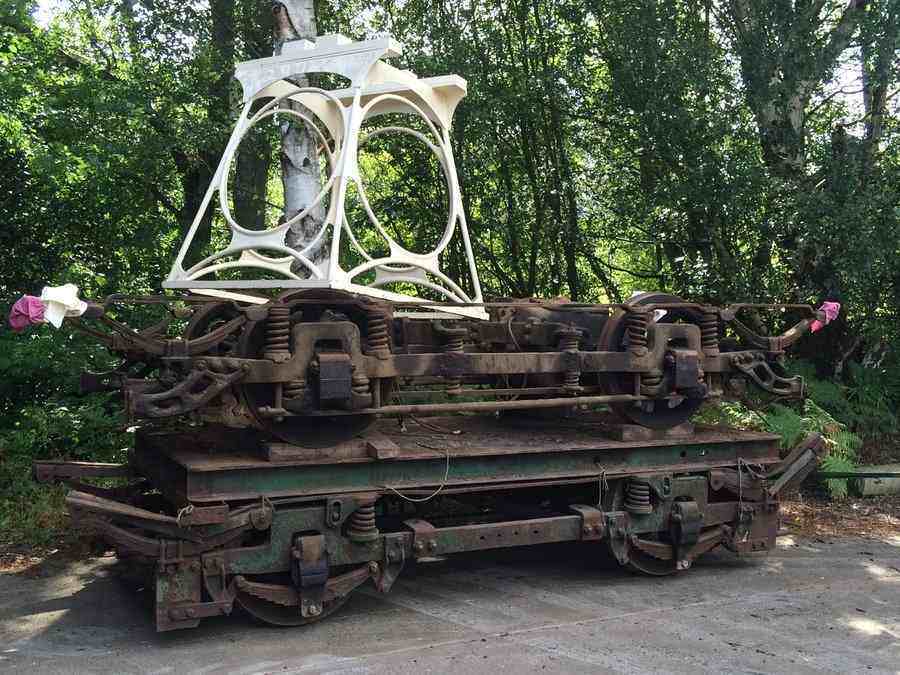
[
  {"x1": 810, "y1": 301, "x2": 840, "y2": 333},
  {"x1": 8, "y1": 295, "x2": 46, "y2": 332}
]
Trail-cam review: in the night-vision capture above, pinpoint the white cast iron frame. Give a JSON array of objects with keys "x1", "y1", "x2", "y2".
[{"x1": 164, "y1": 34, "x2": 486, "y2": 320}]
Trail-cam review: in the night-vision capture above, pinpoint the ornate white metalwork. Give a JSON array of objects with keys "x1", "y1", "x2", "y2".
[{"x1": 165, "y1": 34, "x2": 486, "y2": 319}]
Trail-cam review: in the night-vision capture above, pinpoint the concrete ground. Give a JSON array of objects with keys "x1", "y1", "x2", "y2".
[{"x1": 1, "y1": 534, "x2": 899, "y2": 674}]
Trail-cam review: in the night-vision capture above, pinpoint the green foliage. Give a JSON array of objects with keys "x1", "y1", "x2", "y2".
[{"x1": 0, "y1": 327, "x2": 130, "y2": 546}]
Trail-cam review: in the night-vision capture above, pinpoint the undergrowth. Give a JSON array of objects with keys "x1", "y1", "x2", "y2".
[
  {"x1": 0, "y1": 328, "x2": 130, "y2": 549},
  {"x1": 698, "y1": 355, "x2": 900, "y2": 499}
]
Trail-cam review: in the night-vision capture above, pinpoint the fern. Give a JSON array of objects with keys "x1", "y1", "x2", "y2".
[
  {"x1": 820, "y1": 453, "x2": 855, "y2": 499},
  {"x1": 762, "y1": 404, "x2": 806, "y2": 449}
]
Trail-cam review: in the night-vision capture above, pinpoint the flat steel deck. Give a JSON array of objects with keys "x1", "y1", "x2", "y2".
[{"x1": 132, "y1": 415, "x2": 781, "y2": 504}]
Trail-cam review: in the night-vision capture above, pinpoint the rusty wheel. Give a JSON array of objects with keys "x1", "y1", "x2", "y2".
[
  {"x1": 234, "y1": 574, "x2": 351, "y2": 627},
  {"x1": 184, "y1": 301, "x2": 242, "y2": 356},
  {"x1": 625, "y1": 535, "x2": 679, "y2": 576},
  {"x1": 597, "y1": 291, "x2": 705, "y2": 429}
]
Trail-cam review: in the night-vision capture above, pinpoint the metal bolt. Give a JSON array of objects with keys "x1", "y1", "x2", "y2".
[
  {"x1": 368, "y1": 561, "x2": 379, "y2": 575},
  {"x1": 186, "y1": 608, "x2": 196, "y2": 618},
  {"x1": 308, "y1": 604, "x2": 321, "y2": 616},
  {"x1": 427, "y1": 540, "x2": 437, "y2": 552},
  {"x1": 414, "y1": 541, "x2": 424, "y2": 552}
]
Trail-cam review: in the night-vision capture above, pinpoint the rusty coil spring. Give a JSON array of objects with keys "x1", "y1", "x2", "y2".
[
  {"x1": 283, "y1": 379, "x2": 306, "y2": 400},
  {"x1": 366, "y1": 309, "x2": 390, "y2": 354},
  {"x1": 558, "y1": 331, "x2": 581, "y2": 389},
  {"x1": 352, "y1": 373, "x2": 370, "y2": 396},
  {"x1": 347, "y1": 503, "x2": 379, "y2": 542},
  {"x1": 444, "y1": 331, "x2": 465, "y2": 353},
  {"x1": 626, "y1": 311, "x2": 649, "y2": 350},
  {"x1": 442, "y1": 328, "x2": 466, "y2": 394},
  {"x1": 265, "y1": 305, "x2": 291, "y2": 355},
  {"x1": 558, "y1": 332, "x2": 579, "y2": 352},
  {"x1": 701, "y1": 309, "x2": 719, "y2": 353},
  {"x1": 624, "y1": 479, "x2": 653, "y2": 514}
]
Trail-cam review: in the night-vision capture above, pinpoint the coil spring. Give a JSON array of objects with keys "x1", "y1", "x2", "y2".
[
  {"x1": 558, "y1": 332, "x2": 579, "y2": 353},
  {"x1": 442, "y1": 327, "x2": 467, "y2": 394},
  {"x1": 352, "y1": 373, "x2": 370, "y2": 396},
  {"x1": 265, "y1": 305, "x2": 291, "y2": 356},
  {"x1": 557, "y1": 330, "x2": 581, "y2": 390},
  {"x1": 624, "y1": 479, "x2": 653, "y2": 514},
  {"x1": 283, "y1": 379, "x2": 306, "y2": 400},
  {"x1": 626, "y1": 310, "x2": 649, "y2": 351},
  {"x1": 701, "y1": 309, "x2": 719, "y2": 353},
  {"x1": 366, "y1": 309, "x2": 390, "y2": 354},
  {"x1": 641, "y1": 372, "x2": 664, "y2": 388},
  {"x1": 347, "y1": 502, "x2": 379, "y2": 542},
  {"x1": 445, "y1": 332, "x2": 464, "y2": 353}
]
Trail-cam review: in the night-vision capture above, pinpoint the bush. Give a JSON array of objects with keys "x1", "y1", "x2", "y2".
[{"x1": 0, "y1": 327, "x2": 130, "y2": 547}]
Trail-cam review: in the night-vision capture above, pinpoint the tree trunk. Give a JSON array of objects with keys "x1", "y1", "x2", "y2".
[{"x1": 273, "y1": 0, "x2": 327, "y2": 270}]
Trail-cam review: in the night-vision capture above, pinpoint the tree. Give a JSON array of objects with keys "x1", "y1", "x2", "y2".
[{"x1": 274, "y1": 0, "x2": 328, "y2": 268}]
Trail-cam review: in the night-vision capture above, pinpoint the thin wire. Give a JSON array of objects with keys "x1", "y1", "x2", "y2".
[
  {"x1": 175, "y1": 503, "x2": 194, "y2": 528},
  {"x1": 408, "y1": 415, "x2": 462, "y2": 435},
  {"x1": 379, "y1": 443, "x2": 451, "y2": 503}
]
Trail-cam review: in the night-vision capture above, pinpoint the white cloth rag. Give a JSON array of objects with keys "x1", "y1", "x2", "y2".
[{"x1": 40, "y1": 283, "x2": 88, "y2": 328}]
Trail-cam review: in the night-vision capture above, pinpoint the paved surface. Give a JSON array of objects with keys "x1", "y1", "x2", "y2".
[{"x1": 1, "y1": 535, "x2": 899, "y2": 674}]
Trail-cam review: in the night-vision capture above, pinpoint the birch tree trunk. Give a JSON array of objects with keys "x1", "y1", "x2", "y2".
[{"x1": 273, "y1": 0, "x2": 327, "y2": 271}]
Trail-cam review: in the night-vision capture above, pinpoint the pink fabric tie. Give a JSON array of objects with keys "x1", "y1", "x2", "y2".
[
  {"x1": 810, "y1": 301, "x2": 840, "y2": 333},
  {"x1": 8, "y1": 295, "x2": 46, "y2": 332}
]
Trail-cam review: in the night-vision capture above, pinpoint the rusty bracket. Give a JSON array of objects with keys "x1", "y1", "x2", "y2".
[
  {"x1": 669, "y1": 499, "x2": 702, "y2": 569},
  {"x1": 376, "y1": 532, "x2": 409, "y2": 593},
  {"x1": 33, "y1": 461, "x2": 130, "y2": 484},
  {"x1": 128, "y1": 364, "x2": 247, "y2": 418},
  {"x1": 730, "y1": 352, "x2": 803, "y2": 397},
  {"x1": 291, "y1": 533, "x2": 329, "y2": 619},
  {"x1": 569, "y1": 504, "x2": 605, "y2": 541},
  {"x1": 404, "y1": 518, "x2": 440, "y2": 559},
  {"x1": 167, "y1": 599, "x2": 233, "y2": 622},
  {"x1": 765, "y1": 433, "x2": 826, "y2": 498},
  {"x1": 606, "y1": 511, "x2": 630, "y2": 565}
]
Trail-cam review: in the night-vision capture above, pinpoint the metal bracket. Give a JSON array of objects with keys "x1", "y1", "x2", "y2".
[
  {"x1": 765, "y1": 433, "x2": 826, "y2": 498},
  {"x1": 404, "y1": 518, "x2": 439, "y2": 559},
  {"x1": 316, "y1": 352, "x2": 353, "y2": 405},
  {"x1": 731, "y1": 352, "x2": 803, "y2": 397},
  {"x1": 605, "y1": 511, "x2": 630, "y2": 565},
  {"x1": 290, "y1": 533, "x2": 328, "y2": 618},
  {"x1": 376, "y1": 532, "x2": 409, "y2": 593},
  {"x1": 569, "y1": 504, "x2": 605, "y2": 541},
  {"x1": 668, "y1": 347, "x2": 701, "y2": 391},
  {"x1": 669, "y1": 499, "x2": 702, "y2": 569}
]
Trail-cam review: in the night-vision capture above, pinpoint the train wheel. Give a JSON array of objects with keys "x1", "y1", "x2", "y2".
[
  {"x1": 184, "y1": 301, "x2": 242, "y2": 356},
  {"x1": 625, "y1": 536, "x2": 679, "y2": 576},
  {"x1": 234, "y1": 574, "x2": 351, "y2": 627},
  {"x1": 597, "y1": 291, "x2": 705, "y2": 429}
]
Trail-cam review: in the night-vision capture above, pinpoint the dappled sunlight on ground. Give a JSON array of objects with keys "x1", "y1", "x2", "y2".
[{"x1": 781, "y1": 494, "x2": 900, "y2": 541}]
